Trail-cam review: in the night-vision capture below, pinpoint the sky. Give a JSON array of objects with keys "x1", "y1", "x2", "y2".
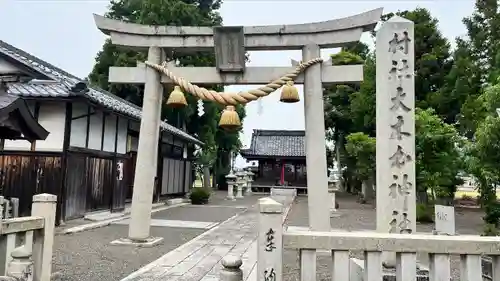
[{"x1": 0, "y1": 0, "x2": 475, "y2": 168}]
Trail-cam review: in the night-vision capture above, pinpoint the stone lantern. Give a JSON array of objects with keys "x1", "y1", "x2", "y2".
[
  {"x1": 226, "y1": 172, "x2": 237, "y2": 200},
  {"x1": 235, "y1": 171, "x2": 246, "y2": 199},
  {"x1": 245, "y1": 170, "x2": 254, "y2": 195},
  {"x1": 328, "y1": 173, "x2": 339, "y2": 217}
]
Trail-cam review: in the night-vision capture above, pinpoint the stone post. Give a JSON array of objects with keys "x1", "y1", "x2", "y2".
[
  {"x1": 302, "y1": 44, "x2": 331, "y2": 231},
  {"x1": 235, "y1": 172, "x2": 244, "y2": 199},
  {"x1": 220, "y1": 255, "x2": 243, "y2": 281},
  {"x1": 10, "y1": 198, "x2": 18, "y2": 218},
  {"x1": 31, "y1": 193, "x2": 57, "y2": 281},
  {"x1": 375, "y1": 16, "x2": 416, "y2": 267},
  {"x1": 226, "y1": 173, "x2": 237, "y2": 200},
  {"x1": 128, "y1": 46, "x2": 163, "y2": 243},
  {"x1": 258, "y1": 198, "x2": 283, "y2": 281},
  {"x1": 3, "y1": 200, "x2": 10, "y2": 219}
]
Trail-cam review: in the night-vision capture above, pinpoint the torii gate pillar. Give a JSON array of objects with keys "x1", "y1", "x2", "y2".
[
  {"x1": 302, "y1": 44, "x2": 331, "y2": 231},
  {"x1": 127, "y1": 46, "x2": 163, "y2": 243}
]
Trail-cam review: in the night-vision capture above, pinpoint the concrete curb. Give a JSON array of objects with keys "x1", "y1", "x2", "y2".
[{"x1": 61, "y1": 202, "x2": 190, "y2": 235}]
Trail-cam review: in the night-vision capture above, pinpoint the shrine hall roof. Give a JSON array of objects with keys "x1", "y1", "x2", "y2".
[
  {"x1": 241, "y1": 129, "x2": 305, "y2": 159},
  {"x1": 0, "y1": 40, "x2": 202, "y2": 145}
]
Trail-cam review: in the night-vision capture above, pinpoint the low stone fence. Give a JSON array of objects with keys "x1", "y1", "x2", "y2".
[
  {"x1": 0, "y1": 197, "x2": 19, "y2": 220},
  {"x1": 0, "y1": 194, "x2": 57, "y2": 281},
  {"x1": 252, "y1": 198, "x2": 500, "y2": 281},
  {"x1": 219, "y1": 190, "x2": 296, "y2": 281}
]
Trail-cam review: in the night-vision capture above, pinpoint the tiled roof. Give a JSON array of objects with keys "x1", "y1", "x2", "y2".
[
  {"x1": 241, "y1": 129, "x2": 305, "y2": 158},
  {"x1": 0, "y1": 40, "x2": 202, "y2": 145}
]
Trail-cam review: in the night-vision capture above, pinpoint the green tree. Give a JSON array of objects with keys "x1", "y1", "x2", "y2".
[
  {"x1": 466, "y1": 81, "x2": 500, "y2": 232},
  {"x1": 468, "y1": 115, "x2": 500, "y2": 231},
  {"x1": 323, "y1": 47, "x2": 366, "y2": 193},
  {"x1": 325, "y1": 8, "x2": 453, "y2": 192},
  {"x1": 89, "y1": 0, "x2": 245, "y2": 189},
  {"x1": 446, "y1": 0, "x2": 500, "y2": 137},
  {"x1": 415, "y1": 108, "x2": 464, "y2": 204},
  {"x1": 345, "y1": 132, "x2": 375, "y2": 182},
  {"x1": 348, "y1": 53, "x2": 376, "y2": 135},
  {"x1": 438, "y1": 39, "x2": 483, "y2": 138},
  {"x1": 462, "y1": 0, "x2": 500, "y2": 83}
]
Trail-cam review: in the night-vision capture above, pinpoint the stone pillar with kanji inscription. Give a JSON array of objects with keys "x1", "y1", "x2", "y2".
[
  {"x1": 257, "y1": 198, "x2": 283, "y2": 281},
  {"x1": 375, "y1": 16, "x2": 415, "y2": 266}
]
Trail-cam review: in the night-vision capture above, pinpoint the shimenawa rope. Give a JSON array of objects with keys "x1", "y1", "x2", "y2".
[{"x1": 144, "y1": 58, "x2": 323, "y2": 106}]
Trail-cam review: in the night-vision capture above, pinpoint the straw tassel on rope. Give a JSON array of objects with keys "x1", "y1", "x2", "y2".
[
  {"x1": 280, "y1": 81, "x2": 300, "y2": 103},
  {"x1": 166, "y1": 85, "x2": 188, "y2": 108},
  {"x1": 219, "y1": 105, "x2": 241, "y2": 131}
]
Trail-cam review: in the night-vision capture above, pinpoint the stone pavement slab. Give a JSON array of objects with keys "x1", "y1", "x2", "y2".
[
  {"x1": 121, "y1": 208, "x2": 259, "y2": 281},
  {"x1": 152, "y1": 205, "x2": 243, "y2": 223},
  {"x1": 113, "y1": 218, "x2": 219, "y2": 229}
]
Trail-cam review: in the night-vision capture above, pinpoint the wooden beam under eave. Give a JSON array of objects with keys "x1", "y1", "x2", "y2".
[{"x1": 108, "y1": 64, "x2": 364, "y2": 85}]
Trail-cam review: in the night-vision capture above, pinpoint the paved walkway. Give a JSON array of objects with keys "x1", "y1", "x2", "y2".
[{"x1": 121, "y1": 208, "x2": 258, "y2": 281}]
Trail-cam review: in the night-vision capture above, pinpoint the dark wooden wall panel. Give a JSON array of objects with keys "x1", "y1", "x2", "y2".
[{"x1": 0, "y1": 153, "x2": 62, "y2": 220}]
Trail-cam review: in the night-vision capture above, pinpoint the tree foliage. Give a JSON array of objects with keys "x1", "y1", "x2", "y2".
[
  {"x1": 89, "y1": 0, "x2": 245, "y2": 189},
  {"x1": 345, "y1": 132, "x2": 375, "y2": 182},
  {"x1": 415, "y1": 108, "x2": 463, "y2": 201},
  {"x1": 322, "y1": 3, "x2": 500, "y2": 232}
]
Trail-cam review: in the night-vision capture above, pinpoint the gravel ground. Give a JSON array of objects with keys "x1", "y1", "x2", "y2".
[
  {"x1": 283, "y1": 194, "x2": 486, "y2": 281},
  {"x1": 51, "y1": 192, "x2": 263, "y2": 281},
  {"x1": 52, "y1": 225, "x2": 203, "y2": 281}
]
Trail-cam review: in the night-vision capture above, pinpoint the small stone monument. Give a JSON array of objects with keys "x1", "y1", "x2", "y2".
[{"x1": 434, "y1": 205, "x2": 455, "y2": 235}]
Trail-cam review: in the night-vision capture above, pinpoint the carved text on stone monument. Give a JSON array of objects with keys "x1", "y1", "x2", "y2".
[
  {"x1": 388, "y1": 31, "x2": 411, "y2": 55},
  {"x1": 386, "y1": 29, "x2": 414, "y2": 234},
  {"x1": 265, "y1": 228, "x2": 276, "y2": 252},
  {"x1": 389, "y1": 145, "x2": 412, "y2": 168},
  {"x1": 264, "y1": 268, "x2": 276, "y2": 281},
  {"x1": 390, "y1": 115, "x2": 411, "y2": 140},
  {"x1": 390, "y1": 87, "x2": 411, "y2": 112}
]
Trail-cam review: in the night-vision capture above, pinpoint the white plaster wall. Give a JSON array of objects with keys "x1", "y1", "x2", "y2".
[
  {"x1": 4, "y1": 102, "x2": 66, "y2": 151},
  {"x1": 69, "y1": 102, "x2": 128, "y2": 153},
  {"x1": 69, "y1": 102, "x2": 88, "y2": 148},
  {"x1": 103, "y1": 114, "x2": 117, "y2": 152},
  {"x1": 87, "y1": 110, "x2": 103, "y2": 150},
  {"x1": 125, "y1": 121, "x2": 190, "y2": 153},
  {"x1": 116, "y1": 117, "x2": 127, "y2": 154},
  {"x1": 0, "y1": 58, "x2": 22, "y2": 75}
]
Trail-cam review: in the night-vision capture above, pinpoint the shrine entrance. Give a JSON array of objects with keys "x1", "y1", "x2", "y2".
[{"x1": 93, "y1": 8, "x2": 382, "y2": 247}]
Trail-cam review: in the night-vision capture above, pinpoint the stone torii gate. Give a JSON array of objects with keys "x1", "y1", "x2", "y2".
[{"x1": 93, "y1": 8, "x2": 382, "y2": 246}]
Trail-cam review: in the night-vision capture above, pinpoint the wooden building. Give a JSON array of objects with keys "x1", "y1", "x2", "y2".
[
  {"x1": 240, "y1": 130, "x2": 306, "y2": 188},
  {"x1": 0, "y1": 40, "x2": 202, "y2": 223}
]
